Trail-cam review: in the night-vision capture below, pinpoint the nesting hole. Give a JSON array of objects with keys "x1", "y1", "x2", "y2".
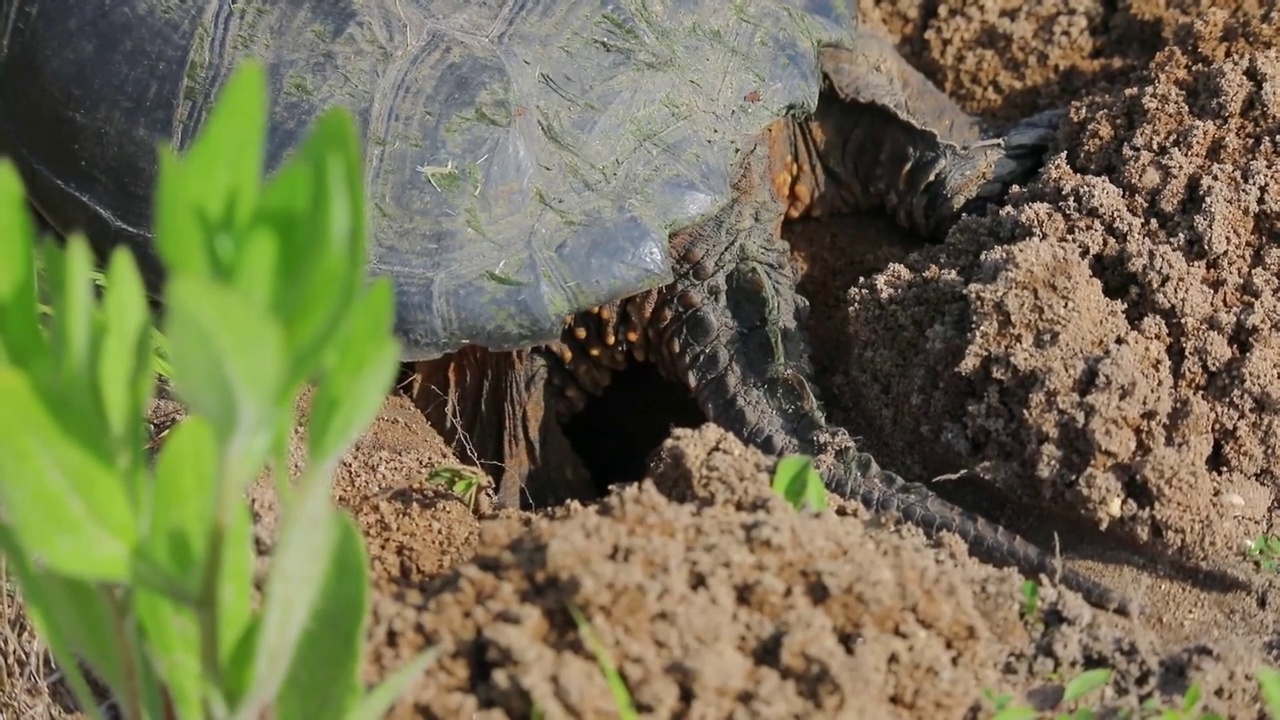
[{"x1": 562, "y1": 361, "x2": 706, "y2": 494}]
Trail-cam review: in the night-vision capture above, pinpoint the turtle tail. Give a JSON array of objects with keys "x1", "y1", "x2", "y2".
[{"x1": 816, "y1": 448, "x2": 1135, "y2": 616}]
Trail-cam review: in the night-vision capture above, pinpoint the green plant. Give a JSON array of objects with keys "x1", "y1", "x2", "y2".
[
  {"x1": 32, "y1": 249, "x2": 172, "y2": 379},
  {"x1": 977, "y1": 669, "x2": 1280, "y2": 720},
  {"x1": 0, "y1": 61, "x2": 434, "y2": 719},
  {"x1": 1135, "y1": 682, "x2": 1223, "y2": 719},
  {"x1": 1020, "y1": 580, "x2": 1041, "y2": 620},
  {"x1": 568, "y1": 605, "x2": 638, "y2": 720},
  {"x1": 771, "y1": 454, "x2": 827, "y2": 512},
  {"x1": 1260, "y1": 667, "x2": 1280, "y2": 716},
  {"x1": 1246, "y1": 535, "x2": 1280, "y2": 573},
  {"x1": 985, "y1": 668, "x2": 1112, "y2": 720},
  {"x1": 425, "y1": 466, "x2": 488, "y2": 513},
  {"x1": 982, "y1": 689, "x2": 1023, "y2": 717}
]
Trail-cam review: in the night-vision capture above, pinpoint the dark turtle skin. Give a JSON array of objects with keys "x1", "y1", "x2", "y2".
[{"x1": 0, "y1": 0, "x2": 1130, "y2": 614}]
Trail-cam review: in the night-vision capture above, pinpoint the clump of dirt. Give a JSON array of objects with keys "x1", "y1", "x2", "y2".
[
  {"x1": 839, "y1": 8, "x2": 1280, "y2": 562},
  {"x1": 860, "y1": 0, "x2": 1269, "y2": 125},
  {"x1": 354, "y1": 424, "x2": 1275, "y2": 719},
  {"x1": 247, "y1": 391, "x2": 487, "y2": 591},
  {"x1": 361, "y1": 425, "x2": 1033, "y2": 719}
]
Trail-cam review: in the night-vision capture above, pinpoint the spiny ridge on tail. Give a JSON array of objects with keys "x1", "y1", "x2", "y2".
[{"x1": 817, "y1": 450, "x2": 1134, "y2": 616}]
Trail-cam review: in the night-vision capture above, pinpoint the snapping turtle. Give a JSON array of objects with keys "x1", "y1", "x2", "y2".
[{"x1": 0, "y1": 0, "x2": 1129, "y2": 612}]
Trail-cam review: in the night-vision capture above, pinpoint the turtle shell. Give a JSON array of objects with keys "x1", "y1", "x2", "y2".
[{"x1": 0, "y1": 0, "x2": 853, "y2": 359}]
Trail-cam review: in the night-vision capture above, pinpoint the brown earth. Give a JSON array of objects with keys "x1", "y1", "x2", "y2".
[
  {"x1": 5, "y1": 2, "x2": 1280, "y2": 719},
  {"x1": 836, "y1": 7, "x2": 1280, "y2": 564}
]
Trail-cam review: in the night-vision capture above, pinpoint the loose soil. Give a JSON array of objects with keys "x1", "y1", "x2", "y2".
[{"x1": 5, "y1": 2, "x2": 1280, "y2": 718}]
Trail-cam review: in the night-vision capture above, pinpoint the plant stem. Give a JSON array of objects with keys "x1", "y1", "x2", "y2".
[
  {"x1": 106, "y1": 586, "x2": 148, "y2": 720},
  {"x1": 197, "y1": 459, "x2": 238, "y2": 702},
  {"x1": 198, "y1": 501, "x2": 228, "y2": 694}
]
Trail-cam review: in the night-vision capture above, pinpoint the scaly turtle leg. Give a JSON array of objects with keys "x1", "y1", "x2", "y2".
[{"x1": 779, "y1": 30, "x2": 1132, "y2": 612}]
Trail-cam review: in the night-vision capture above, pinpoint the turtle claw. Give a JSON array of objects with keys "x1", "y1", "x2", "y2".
[{"x1": 955, "y1": 107, "x2": 1067, "y2": 212}]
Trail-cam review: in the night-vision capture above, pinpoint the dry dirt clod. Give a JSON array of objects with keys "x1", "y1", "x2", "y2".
[{"x1": 365, "y1": 425, "x2": 1027, "y2": 720}]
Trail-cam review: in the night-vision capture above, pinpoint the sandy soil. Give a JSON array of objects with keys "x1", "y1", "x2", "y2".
[
  {"x1": 4, "y1": 1, "x2": 1280, "y2": 718},
  {"x1": 839, "y1": 6, "x2": 1280, "y2": 563}
]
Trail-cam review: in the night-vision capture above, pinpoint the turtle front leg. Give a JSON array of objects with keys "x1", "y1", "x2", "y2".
[{"x1": 784, "y1": 28, "x2": 1063, "y2": 239}]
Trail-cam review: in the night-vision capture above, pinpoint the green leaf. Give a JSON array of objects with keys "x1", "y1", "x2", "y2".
[
  {"x1": 135, "y1": 588, "x2": 204, "y2": 720},
  {"x1": 275, "y1": 513, "x2": 369, "y2": 720},
  {"x1": 163, "y1": 274, "x2": 286, "y2": 482},
  {"x1": 221, "y1": 615, "x2": 261, "y2": 710},
  {"x1": 235, "y1": 475, "x2": 342, "y2": 719},
  {"x1": 37, "y1": 238, "x2": 114, "y2": 457},
  {"x1": 151, "y1": 149, "x2": 208, "y2": 277},
  {"x1": 96, "y1": 245, "x2": 154, "y2": 480},
  {"x1": 25, "y1": 573, "x2": 130, "y2": 707},
  {"x1": 0, "y1": 528, "x2": 108, "y2": 720},
  {"x1": 144, "y1": 418, "x2": 257, "y2": 695},
  {"x1": 151, "y1": 325, "x2": 174, "y2": 379},
  {"x1": 1181, "y1": 682, "x2": 1202, "y2": 711},
  {"x1": 346, "y1": 646, "x2": 440, "y2": 720},
  {"x1": 568, "y1": 606, "x2": 638, "y2": 720},
  {"x1": 0, "y1": 160, "x2": 47, "y2": 369},
  {"x1": 1062, "y1": 668, "x2": 1111, "y2": 703},
  {"x1": 217, "y1": 496, "x2": 257, "y2": 669},
  {"x1": 47, "y1": 236, "x2": 96, "y2": 388},
  {"x1": 1258, "y1": 666, "x2": 1280, "y2": 716},
  {"x1": 0, "y1": 368, "x2": 135, "y2": 580},
  {"x1": 144, "y1": 416, "x2": 219, "y2": 592},
  {"x1": 1020, "y1": 580, "x2": 1041, "y2": 619},
  {"x1": 228, "y1": 223, "x2": 281, "y2": 309},
  {"x1": 307, "y1": 279, "x2": 401, "y2": 469},
  {"x1": 153, "y1": 62, "x2": 268, "y2": 279},
  {"x1": 259, "y1": 108, "x2": 367, "y2": 379},
  {"x1": 771, "y1": 455, "x2": 827, "y2": 513}
]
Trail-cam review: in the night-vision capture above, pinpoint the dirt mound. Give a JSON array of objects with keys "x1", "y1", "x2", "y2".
[
  {"x1": 247, "y1": 391, "x2": 485, "y2": 592},
  {"x1": 860, "y1": 0, "x2": 1269, "y2": 124},
  {"x1": 361, "y1": 424, "x2": 1012, "y2": 718},
  {"x1": 839, "y1": 8, "x2": 1280, "y2": 561},
  {"x1": 344, "y1": 422, "x2": 1272, "y2": 719}
]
